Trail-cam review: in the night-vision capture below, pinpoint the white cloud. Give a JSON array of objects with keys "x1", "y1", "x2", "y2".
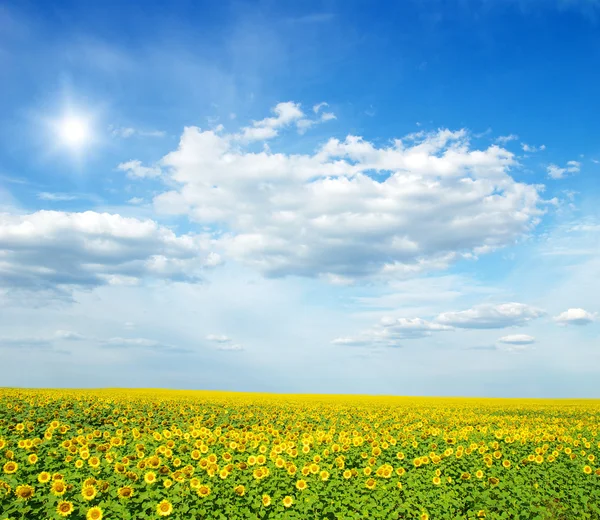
[
  {"x1": 110, "y1": 126, "x2": 165, "y2": 138},
  {"x1": 296, "y1": 119, "x2": 315, "y2": 134},
  {"x1": 333, "y1": 316, "x2": 453, "y2": 348},
  {"x1": 0, "y1": 210, "x2": 220, "y2": 294},
  {"x1": 117, "y1": 160, "x2": 162, "y2": 179},
  {"x1": 521, "y1": 143, "x2": 545, "y2": 153},
  {"x1": 496, "y1": 134, "x2": 518, "y2": 144},
  {"x1": 547, "y1": 160, "x2": 580, "y2": 179},
  {"x1": 436, "y1": 302, "x2": 545, "y2": 329},
  {"x1": 217, "y1": 343, "x2": 244, "y2": 351},
  {"x1": 206, "y1": 334, "x2": 232, "y2": 343},
  {"x1": 154, "y1": 117, "x2": 545, "y2": 282},
  {"x1": 235, "y1": 101, "x2": 335, "y2": 140},
  {"x1": 497, "y1": 334, "x2": 536, "y2": 344},
  {"x1": 38, "y1": 192, "x2": 79, "y2": 201},
  {"x1": 112, "y1": 127, "x2": 135, "y2": 138},
  {"x1": 553, "y1": 308, "x2": 597, "y2": 326},
  {"x1": 127, "y1": 197, "x2": 144, "y2": 205},
  {"x1": 313, "y1": 102, "x2": 328, "y2": 114},
  {"x1": 54, "y1": 330, "x2": 86, "y2": 340},
  {"x1": 236, "y1": 102, "x2": 304, "y2": 142},
  {"x1": 102, "y1": 336, "x2": 188, "y2": 353}
]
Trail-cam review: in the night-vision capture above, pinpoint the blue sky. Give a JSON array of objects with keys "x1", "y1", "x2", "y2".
[{"x1": 1, "y1": 0, "x2": 599, "y2": 397}]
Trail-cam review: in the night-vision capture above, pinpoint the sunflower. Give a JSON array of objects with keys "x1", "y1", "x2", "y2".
[
  {"x1": 86, "y1": 506, "x2": 103, "y2": 520},
  {"x1": 156, "y1": 499, "x2": 174, "y2": 517},
  {"x1": 89, "y1": 457, "x2": 101, "y2": 469},
  {"x1": 164, "y1": 479, "x2": 173, "y2": 488},
  {"x1": 118, "y1": 486, "x2": 134, "y2": 499},
  {"x1": 583, "y1": 465, "x2": 592, "y2": 475},
  {"x1": 262, "y1": 494, "x2": 272, "y2": 507},
  {"x1": 82, "y1": 485, "x2": 97, "y2": 501},
  {"x1": 56, "y1": 500, "x2": 75, "y2": 517},
  {"x1": 502, "y1": 460, "x2": 511, "y2": 468},
  {"x1": 320, "y1": 470, "x2": 330, "y2": 481},
  {"x1": 365, "y1": 478, "x2": 376, "y2": 490},
  {"x1": 234, "y1": 484, "x2": 245, "y2": 496},
  {"x1": 3, "y1": 461, "x2": 17, "y2": 474},
  {"x1": 421, "y1": 514, "x2": 429, "y2": 520},
  {"x1": 144, "y1": 471, "x2": 157, "y2": 484},
  {"x1": 15, "y1": 485, "x2": 35, "y2": 501},
  {"x1": 282, "y1": 495, "x2": 293, "y2": 508},
  {"x1": 296, "y1": 479, "x2": 308, "y2": 491},
  {"x1": 197, "y1": 484, "x2": 211, "y2": 498},
  {"x1": 475, "y1": 470, "x2": 484, "y2": 479},
  {"x1": 75, "y1": 460, "x2": 84, "y2": 469},
  {"x1": 38, "y1": 471, "x2": 51, "y2": 484},
  {"x1": 432, "y1": 476, "x2": 441, "y2": 485},
  {"x1": 27, "y1": 454, "x2": 38, "y2": 464},
  {"x1": 51, "y1": 480, "x2": 67, "y2": 496}
]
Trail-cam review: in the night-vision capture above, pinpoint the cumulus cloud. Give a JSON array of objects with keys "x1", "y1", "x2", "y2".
[
  {"x1": 547, "y1": 160, "x2": 580, "y2": 180},
  {"x1": 206, "y1": 334, "x2": 232, "y2": 343},
  {"x1": 497, "y1": 334, "x2": 536, "y2": 344},
  {"x1": 553, "y1": 308, "x2": 597, "y2": 326},
  {"x1": 233, "y1": 101, "x2": 335, "y2": 140},
  {"x1": 496, "y1": 134, "x2": 518, "y2": 144},
  {"x1": 37, "y1": 192, "x2": 79, "y2": 202},
  {"x1": 332, "y1": 316, "x2": 453, "y2": 348},
  {"x1": 0, "y1": 210, "x2": 221, "y2": 294},
  {"x1": 521, "y1": 143, "x2": 545, "y2": 153},
  {"x1": 54, "y1": 330, "x2": 86, "y2": 341},
  {"x1": 205, "y1": 334, "x2": 243, "y2": 351},
  {"x1": 436, "y1": 302, "x2": 545, "y2": 329},
  {"x1": 110, "y1": 126, "x2": 165, "y2": 138},
  {"x1": 117, "y1": 160, "x2": 162, "y2": 179},
  {"x1": 153, "y1": 112, "x2": 545, "y2": 282},
  {"x1": 236, "y1": 102, "x2": 304, "y2": 141},
  {"x1": 217, "y1": 343, "x2": 244, "y2": 351},
  {"x1": 100, "y1": 337, "x2": 190, "y2": 354}
]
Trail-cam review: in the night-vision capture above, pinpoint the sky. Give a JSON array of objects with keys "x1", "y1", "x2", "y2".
[{"x1": 1, "y1": 0, "x2": 599, "y2": 397}]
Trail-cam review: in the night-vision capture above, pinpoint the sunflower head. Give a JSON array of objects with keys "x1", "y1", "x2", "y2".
[
  {"x1": 86, "y1": 506, "x2": 103, "y2": 520},
  {"x1": 38, "y1": 471, "x2": 51, "y2": 483},
  {"x1": 56, "y1": 500, "x2": 75, "y2": 517},
  {"x1": 3, "y1": 461, "x2": 18, "y2": 474},
  {"x1": 15, "y1": 485, "x2": 35, "y2": 501},
  {"x1": 156, "y1": 499, "x2": 173, "y2": 517},
  {"x1": 197, "y1": 484, "x2": 210, "y2": 498},
  {"x1": 118, "y1": 486, "x2": 134, "y2": 499},
  {"x1": 82, "y1": 485, "x2": 97, "y2": 501}
]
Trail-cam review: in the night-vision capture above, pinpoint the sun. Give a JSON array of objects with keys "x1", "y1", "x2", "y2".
[{"x1": 58, "y1": 115, "x2": 90, "y2": 149}]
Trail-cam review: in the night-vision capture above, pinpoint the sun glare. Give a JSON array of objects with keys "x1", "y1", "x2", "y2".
[{"x1": 58, "y1": 116, "x2": 90, "y2": 148}]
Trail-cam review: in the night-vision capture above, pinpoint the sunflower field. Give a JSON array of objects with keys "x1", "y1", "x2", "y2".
[{"x1": 1, "y1": 389, "x2": 599, "y2": 520}]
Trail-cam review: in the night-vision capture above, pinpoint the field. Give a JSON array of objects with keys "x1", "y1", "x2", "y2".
[{"x1": 1, "y1": 389, "x2": 599, "y2": 520}]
